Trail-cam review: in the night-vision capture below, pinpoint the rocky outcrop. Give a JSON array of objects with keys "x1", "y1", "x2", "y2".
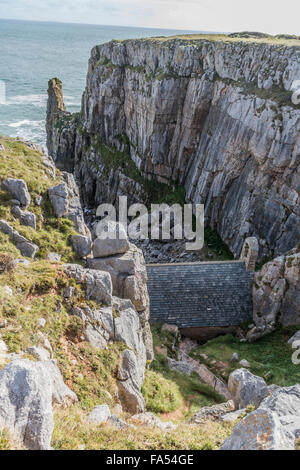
[
  {"x1": 248, "y1": 245, "x2": 300, "y2": 340},
  {"x1": 221, "y1": 383, "x2": 300, "y2": 450},
  {"x1": 47, "y1": 38, "x2": 300, "y2": 260},
  {"x1": 190, "y1": 401, "x2": 234, "y2": 424},
  {"x1": 0, "y1": 219, "x2": 38, "y2": 258},
  {"x1": 63, "y1": 263, "x2": 147, "y2": 412},
  {"x1": 48, "y1": 172, "x2": 92, "y2": 257},
  {"x1": 0, "y1": 358, "x2": 77, "y2": 450},
  {"x1": 228, "y1": 368, "x2": 269, "y2": 409},
  {"x1": 87, "y1": 243, "x2": 153, "y2": 361},
  {"x1": 2, "y1": 178, "x2": 31, "y2": 207}
]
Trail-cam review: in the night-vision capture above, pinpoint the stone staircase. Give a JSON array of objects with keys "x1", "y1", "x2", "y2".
[{"x1": 147, "y1": 261, "x2": 253, "y2": 328}]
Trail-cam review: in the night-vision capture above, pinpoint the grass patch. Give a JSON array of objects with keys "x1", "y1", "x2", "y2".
[
  {"x1": 146, "y1": 324, "x2": 224, "y2": 420},
  {"x1": 0, "y1": 429, "x2": 11, "y2": 450},
  {"x1": 190, "y1": 328, "x2": 300, "y2": 387},
  {"x1": 142, "y1": 370, "x2": 182, "y2": 413},
  {"x1": 52, "y1": 405, "x2": 233, "y2": 450}
]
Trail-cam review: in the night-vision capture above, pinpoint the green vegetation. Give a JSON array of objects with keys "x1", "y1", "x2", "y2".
[
  {"x1": 52, "y1": 405, "x2": 233, "y2": 450},
  {"x1": 0, "y1": 137, "x2": 78, "y2": 262},
  {"x1": 148, "y1": 33, "x2": 300, "y2": 47},
  {"x1": 92, "y1": 134, "x2": 186, "y2": 207},
  {"x1": 190, "y1": 328, "x2": 300, "y2": 387},
  {"x1": 204, "y1": 227, "x2": 234, "y2": 261},
  {"x1": 142, "y1": 370, "x2": 182, "y2": 413},
  {"x1": 0, "y1": 429, "x2": 12, "y2": 450},
  {"x1": 145, "y1": 324, "x2": 224, "y2": 419}
]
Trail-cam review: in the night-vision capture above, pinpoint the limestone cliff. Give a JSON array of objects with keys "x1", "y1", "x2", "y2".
[{"x1": 47, "y1": 37, "x2": 300, "y2": 260}]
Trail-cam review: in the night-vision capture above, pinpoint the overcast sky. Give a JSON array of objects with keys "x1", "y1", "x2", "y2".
[{"x1": 0, "y1": 0, "x2": 299, "y2": 35}]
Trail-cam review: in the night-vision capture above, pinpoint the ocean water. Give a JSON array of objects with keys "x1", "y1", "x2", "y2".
[{"x1": 0, "y1": 19, "x2": 202, "y2": 148}]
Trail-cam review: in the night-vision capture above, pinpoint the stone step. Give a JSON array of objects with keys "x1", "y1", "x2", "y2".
[{"x1": 147, "y1": 261, "x2": 253, "y2": 328}]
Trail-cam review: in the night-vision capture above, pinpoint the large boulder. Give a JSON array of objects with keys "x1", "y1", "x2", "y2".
[
  {"x1": 2, "y1": 178, "x2": 31, "y2": 206},
  {"x1": 259, "y1": 385, "x2": 300, "y2": 438},
  {"x1": 63, "y1": 264, "x2": 112, "y2": 306},
  {"x1": 221, "y1": 385, "x2": 300, "y2": 450},
  {"x1": 221, "y1": 408, "x2": 294, "y2": 450},
  {"x1": 0, "y1": 359, "x2": 77, "y2": 450},
  {"x1": 228, "y1": 368, "x2": 269, "y2": 409},
  {"x1": 87, "y1": 405, "x2": 111, "y2": 424},
  {"x1": 71, "y1": 234, "x2": 92, "y2": 258},
  {"x1": 93, "y1": 221, "x2": 130, "y2": 258},
  {"x1": 11, "y1": 205, "x2": 36, "y2": 229}
]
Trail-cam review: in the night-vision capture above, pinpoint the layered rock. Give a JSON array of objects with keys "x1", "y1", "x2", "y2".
[
  {"x1": 63, "y1": 263, "x2": 147, "y2": 412},
  {"x1": 48, "y1": 172, "x2": 92, "y2": 257},
  {"x1": 47, "y1": 38, "x2": 300, "y2": 260},
  {"x1": 0, "y1": 358, "x2": 77, "y2": 450},
  {"x1": 87, "y1": 223, "x2": 153, "y2": 361},
  {"x1": 248, "y1": 245, "x2": 300, "y2": 340}
]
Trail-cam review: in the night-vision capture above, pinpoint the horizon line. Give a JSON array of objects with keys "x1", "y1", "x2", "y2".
[{"x1": 0, "y1": 16, "x2": 222, "y2": 34}]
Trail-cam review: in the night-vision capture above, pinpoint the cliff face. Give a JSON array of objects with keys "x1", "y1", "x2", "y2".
[{"x1": 47, "y1": 37, "x2": 300, "y2": 260}]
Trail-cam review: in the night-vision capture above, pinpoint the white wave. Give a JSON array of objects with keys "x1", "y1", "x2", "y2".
[
  {"x1": 6, "y1": 119, "x2": 46, "y2": 145},
  {"x1": 6, "y1": 94, "x2": 47, "y2": 107},
  {"x1": 64, "y1": 95, "x2": 80, "y2": 106},
  {"x1": 9, "y1": 119, "x2": 44, "y2": 128}
]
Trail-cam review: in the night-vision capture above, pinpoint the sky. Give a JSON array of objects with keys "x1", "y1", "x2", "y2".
[{"x1": 0, "y1": 0, "x2": 299, "y2": 35}]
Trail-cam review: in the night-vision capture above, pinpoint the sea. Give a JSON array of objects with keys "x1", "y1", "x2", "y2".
[{"x1": 0, "y1": 19, "x2": 203, "y2": 149}]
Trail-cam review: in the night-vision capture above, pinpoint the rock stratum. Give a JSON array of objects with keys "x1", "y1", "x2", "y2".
[{"x1": 47, "y1": 37, "x2": 300, "y2": 260}]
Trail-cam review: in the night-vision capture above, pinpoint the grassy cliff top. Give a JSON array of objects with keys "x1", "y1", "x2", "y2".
[{"x1": 121, "y1": 32, "x2": 300, "y2": 48}]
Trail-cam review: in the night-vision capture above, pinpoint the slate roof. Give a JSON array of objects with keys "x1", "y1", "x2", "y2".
[{"x1": 147, "y1": 261, "x2": 253, "y2": 328}]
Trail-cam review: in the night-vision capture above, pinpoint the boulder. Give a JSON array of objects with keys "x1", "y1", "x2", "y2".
[
  {"x1": 15, "y1": 240, "x2": 38, "y2": 259},
  {"x1": 48, "y1": 182, "x2": 69, "y2": 217},
  {"x1": 107, "y1": 415, "x2": 128, "y2": 429},
  {"x1": 228, "y1": 368, "x2": 269, "y2": 409},
  {"x1": 87, "y1": 405, "x2": 111, "y2": 424},
  {"x1": 131, "y1": 412, "x2": 176, "y2": 431},
  {"x1": 0, "y1": 359, "x2": 76, "y2": 450},
  {"x1": 2, "y1": 178, "x2": 31, "y2": 206},
  {"x1": 63, "y1": 264, "x2": 113, "y2": 306},
  {"x1": 26, "y1": 346, "x2": 50, "y2": 361},
  {"x1": 190, "y1": 401, "x2": 235, "y2": 424},
  {"x1": 47, "y1": 252, "x2": 61, "y2": 262},
  {"x1": 11, "y1": 205, "x2": 36, "y2": 229},
  {"x1": 167, "y1": 357, "x2": 194, "y2": 376},
  {"x1": 93, "y1": 221, "x2": 130, "y2": 258},
  {"x1": 222, "y1": 384, "x2": 300, "y2": 450},
  {"x1": 230, "y1": 352, "x2": 239, "y2": 362},
  {"x1": 239, "y1": 359, "x2": 250, "y2": 368},
  {"x1": 221, "y1": 408, "x2": 294, "y2": 450},
  {"x1": 71, "y1": 234, "x2": 92, "y2": 258},
  {"x1": 221, "y1": 408, "x2": 247, "y2": 422},
  {"x1": 87, "y1": 244, "x2": 149, "y2": 313}
]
